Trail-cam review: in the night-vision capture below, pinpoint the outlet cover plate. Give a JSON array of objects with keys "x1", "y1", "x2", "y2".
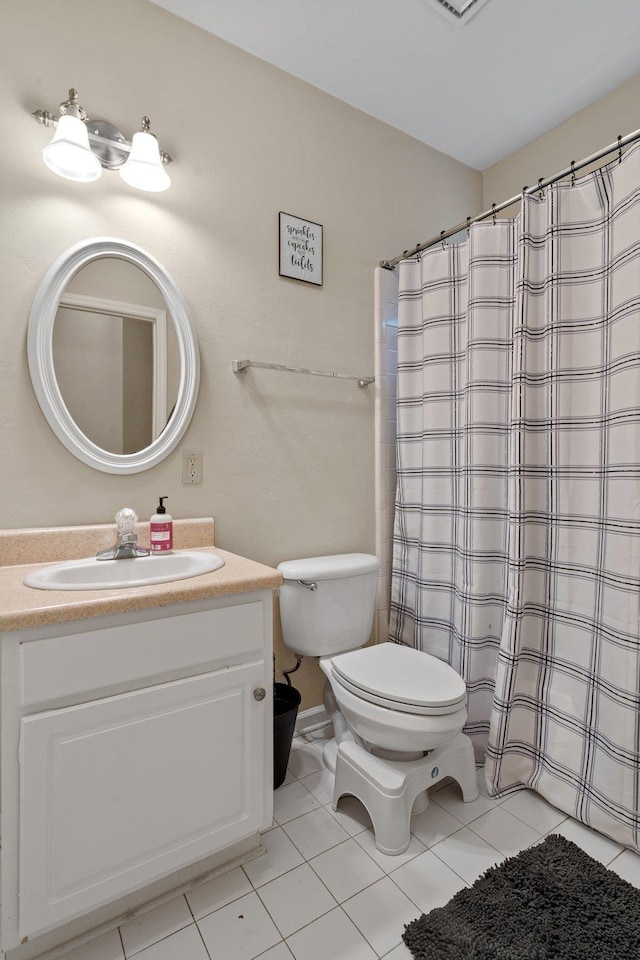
[{"x1": 183, "y1": 451, "x2": 202, "y2": 484}]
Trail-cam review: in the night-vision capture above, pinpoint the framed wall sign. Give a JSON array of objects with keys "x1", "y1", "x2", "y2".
[{"x1": 279, "y1": 212, "x2": 323, "y2": 286}]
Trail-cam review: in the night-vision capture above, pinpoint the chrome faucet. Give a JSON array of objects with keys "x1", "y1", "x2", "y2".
[{"x1": 96, "y1": 508, "x2": 151, "y2": 561}]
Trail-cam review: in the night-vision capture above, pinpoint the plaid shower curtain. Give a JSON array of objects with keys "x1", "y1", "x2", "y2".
[{"x1": 390, "y1": 145, "x2": 640, "y2": 850}]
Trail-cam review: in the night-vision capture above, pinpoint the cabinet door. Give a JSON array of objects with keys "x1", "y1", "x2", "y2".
[{"x1": 19, "y1": 663, "x2": 267, "y2": 940}]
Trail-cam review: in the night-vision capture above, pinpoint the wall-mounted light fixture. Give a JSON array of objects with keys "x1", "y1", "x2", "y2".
[{"x1": 32, "y1": 88, "x2": 172, "y2": 192}]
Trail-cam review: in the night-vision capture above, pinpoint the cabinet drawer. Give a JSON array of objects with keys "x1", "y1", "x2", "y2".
[{"x1": 20, "y1": 601, "x2": 264, "y2": 708}]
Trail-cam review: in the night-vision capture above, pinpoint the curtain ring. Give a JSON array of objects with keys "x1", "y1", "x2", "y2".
[
  {"x1": 466, "y1": 216, "x2": 471, "y2": 237},
  {"x1": 440, "y1": 230, "x2": 446, "y2": 250},
  {"x1": 491, "y1": 203, "x2": 497, "y2": 225},
  {"x1": 570, "y1": 161, "x2": 576, "y2": 186},
  {"x1": 618, "y1": 135, "x2": 623, "y2": 163},
  {"x1": 538, "y1": 177, "x2": 545, "y2": 199}
]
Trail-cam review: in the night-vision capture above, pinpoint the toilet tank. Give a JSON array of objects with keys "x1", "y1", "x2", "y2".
[{"x1": 277, "y1": 554, "x2": 380, "y2": 657}]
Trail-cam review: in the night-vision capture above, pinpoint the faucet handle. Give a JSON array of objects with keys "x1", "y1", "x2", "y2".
[{"x1": 115, "y1": 507, "x2": 138, "y2": 535}]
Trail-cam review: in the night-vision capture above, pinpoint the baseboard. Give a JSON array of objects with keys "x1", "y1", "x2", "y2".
[{"x1": 295, "y1": 704, "x2": 333, "y2": 739}]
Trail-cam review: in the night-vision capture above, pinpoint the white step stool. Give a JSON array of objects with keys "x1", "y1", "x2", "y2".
[{"x1": 333, "y1": 733, "x2": 479, "y2": 855}]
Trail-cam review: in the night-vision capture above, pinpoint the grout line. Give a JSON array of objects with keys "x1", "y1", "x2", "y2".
[
  {"x1": 332, "y1": 903, "x2": 387, "y2": 960},
  {"x1": 246, "y1": 858, "x2": 308, "y2": 891},
  {"x1": 423, "y1": 842, "x2": 475, "y2": 890},
  {"x1": 193, "y1": 919, "x2": 213, "y2": 960},
  {"x1": 323, "y1": 799, "x2": 372, "y2": 837},
  {"x1": 255, "y1": 941, "x2": 295, "y2": 959},
  {"x1": 385, "y1": 867, "x2": 447, "y2": 917},
  {"x1": 496, "y1": 796, "x2": 570, "y2": 833},
  {"x1": 336, "y1": 900, "x2": 388, "y2": 958},
  {"x1": 272, "y1": 779, "x2": 320, "y2": 826},
  {"x1": 184, "y1": 890, "x2": 197, "y2": 922},
  {"x1": 300, "y1": 835, "x2": 437, "y2": 960},
  {"x1": 305, "y1": 836, "x2": 383, "y2": 899},
  {"x1": 289, "y1": 904, "x2": 379, "y2": 959},
  {"x1": 187, "y1": 883, "x2": 253, "y2": 924},
  {"x1": 256, "y1": 833, "x2": 380, "y2": 943},
  {"x1": 281, "y1": 818, "x2": 349, "y2": 861},
  {"x1": 122, "y1": 918, "x2": 205, "y2": 960},
  {"x1": 254, "y1": 869, "x2": 338, "y2": 943}
]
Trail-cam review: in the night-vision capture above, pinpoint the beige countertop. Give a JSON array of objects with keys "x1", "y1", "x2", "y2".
[{"x1": 0, "y1": 519, "x2": 283, "y2": 632}]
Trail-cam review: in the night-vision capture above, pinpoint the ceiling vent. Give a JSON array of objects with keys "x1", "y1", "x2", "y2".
[{"x1": 422, "y1": 0, "x2": 492, "y2": 25}]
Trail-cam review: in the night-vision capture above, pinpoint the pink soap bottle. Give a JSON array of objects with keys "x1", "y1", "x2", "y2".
[{"x1": 150, "y1": 497, "x2": 173, "y2": 553}]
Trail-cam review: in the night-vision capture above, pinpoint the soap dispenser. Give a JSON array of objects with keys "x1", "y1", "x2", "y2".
[{"x1": 150, "y1": 497, "x2": 173, "y2": 553}]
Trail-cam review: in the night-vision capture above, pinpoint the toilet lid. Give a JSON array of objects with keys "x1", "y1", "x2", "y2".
[{"x1": 330, "y1": 642, "x2": 467, "y2": 713}]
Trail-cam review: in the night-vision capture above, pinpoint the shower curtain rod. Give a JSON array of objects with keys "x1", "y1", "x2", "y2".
[{"x1": 380, "y1": 126, "x2": 640, "y2": 270}]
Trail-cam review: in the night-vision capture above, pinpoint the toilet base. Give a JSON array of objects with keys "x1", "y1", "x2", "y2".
[{"x1": 333, "y1": 733, "x2": 478, "y2": 856}]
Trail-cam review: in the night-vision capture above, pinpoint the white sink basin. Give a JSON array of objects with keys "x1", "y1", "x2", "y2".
[{"x1": 24, "y1": 551, "x2": 225, "y2": 591}]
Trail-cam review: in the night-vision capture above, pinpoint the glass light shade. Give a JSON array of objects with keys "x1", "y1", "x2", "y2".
[
  {"x1": 42, "y1": 114, "x2": 102, "y2": 182},
  {"x1": 120, "y1": 131, "x2": 171, "y2": 192}
]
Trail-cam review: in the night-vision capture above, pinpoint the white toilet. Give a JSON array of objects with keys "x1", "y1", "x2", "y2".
[{"x1": 277, "y1": 553, "x2": 479, "y2": 855}]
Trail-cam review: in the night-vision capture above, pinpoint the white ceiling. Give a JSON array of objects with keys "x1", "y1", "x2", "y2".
[{"x1": 149, "y1": 0, "x2": 640, "y2": 170}]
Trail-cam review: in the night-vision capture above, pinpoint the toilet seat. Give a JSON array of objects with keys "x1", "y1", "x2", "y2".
[
  {"x1": 321, "y1": 658, "x2": 468, "y2": 752},
  {"x1": 328, "y1": 642, "x2": 467, "y2": 716}
]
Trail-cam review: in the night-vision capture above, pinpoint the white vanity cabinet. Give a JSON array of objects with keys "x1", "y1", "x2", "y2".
[{"x1": 0, "y1": 590, "x2": 274, "y2": 952}]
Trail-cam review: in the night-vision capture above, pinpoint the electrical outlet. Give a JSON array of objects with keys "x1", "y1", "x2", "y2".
[{"x1": 182, "y1": 451, "x2": 202, "y2": 484}]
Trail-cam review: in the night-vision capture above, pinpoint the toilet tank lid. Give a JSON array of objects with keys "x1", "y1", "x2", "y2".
[{"x1": 277, "y1": 553, "x2": 380, "y2": 581}]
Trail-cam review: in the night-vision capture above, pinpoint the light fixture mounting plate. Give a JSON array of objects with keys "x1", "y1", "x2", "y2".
[{"x1": 86, "y1": 120, "x2": 129, "y2": 169}]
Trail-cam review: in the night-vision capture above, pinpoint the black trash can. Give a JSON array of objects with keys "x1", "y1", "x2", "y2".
[{"x1": 273, "y1": 682, "x2": 301, "y2": 789}]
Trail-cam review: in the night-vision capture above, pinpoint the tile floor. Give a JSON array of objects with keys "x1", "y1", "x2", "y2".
[{"x1": 59, "y1": 735, "x2": 640, "y2": 960}]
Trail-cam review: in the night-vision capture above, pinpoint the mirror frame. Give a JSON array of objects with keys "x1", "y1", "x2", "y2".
[{"x1": 28, "y1": 238, "x2": 199, "y2": 474}]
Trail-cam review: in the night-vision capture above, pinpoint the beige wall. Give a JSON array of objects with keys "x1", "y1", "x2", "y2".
[
  {"x1": 483, "y1": 72, "x2": 640, "y2": 213},
  {"x1": 0, "y1": 0, "x2": 481, "y2": 709}
]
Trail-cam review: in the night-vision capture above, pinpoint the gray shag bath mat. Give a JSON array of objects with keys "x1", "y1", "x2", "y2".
[{"x1": 403, "y1": 833, "x2": 640, "y2": 959}]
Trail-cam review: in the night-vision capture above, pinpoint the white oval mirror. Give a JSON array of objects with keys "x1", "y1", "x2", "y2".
[{"x1": 28, "y1": 238, "x2": 199, "y2": 474}]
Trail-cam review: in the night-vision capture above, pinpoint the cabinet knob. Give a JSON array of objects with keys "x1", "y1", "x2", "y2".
[{"x1": 253, "y1": 687, "x2": 266, "y2": 701}]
